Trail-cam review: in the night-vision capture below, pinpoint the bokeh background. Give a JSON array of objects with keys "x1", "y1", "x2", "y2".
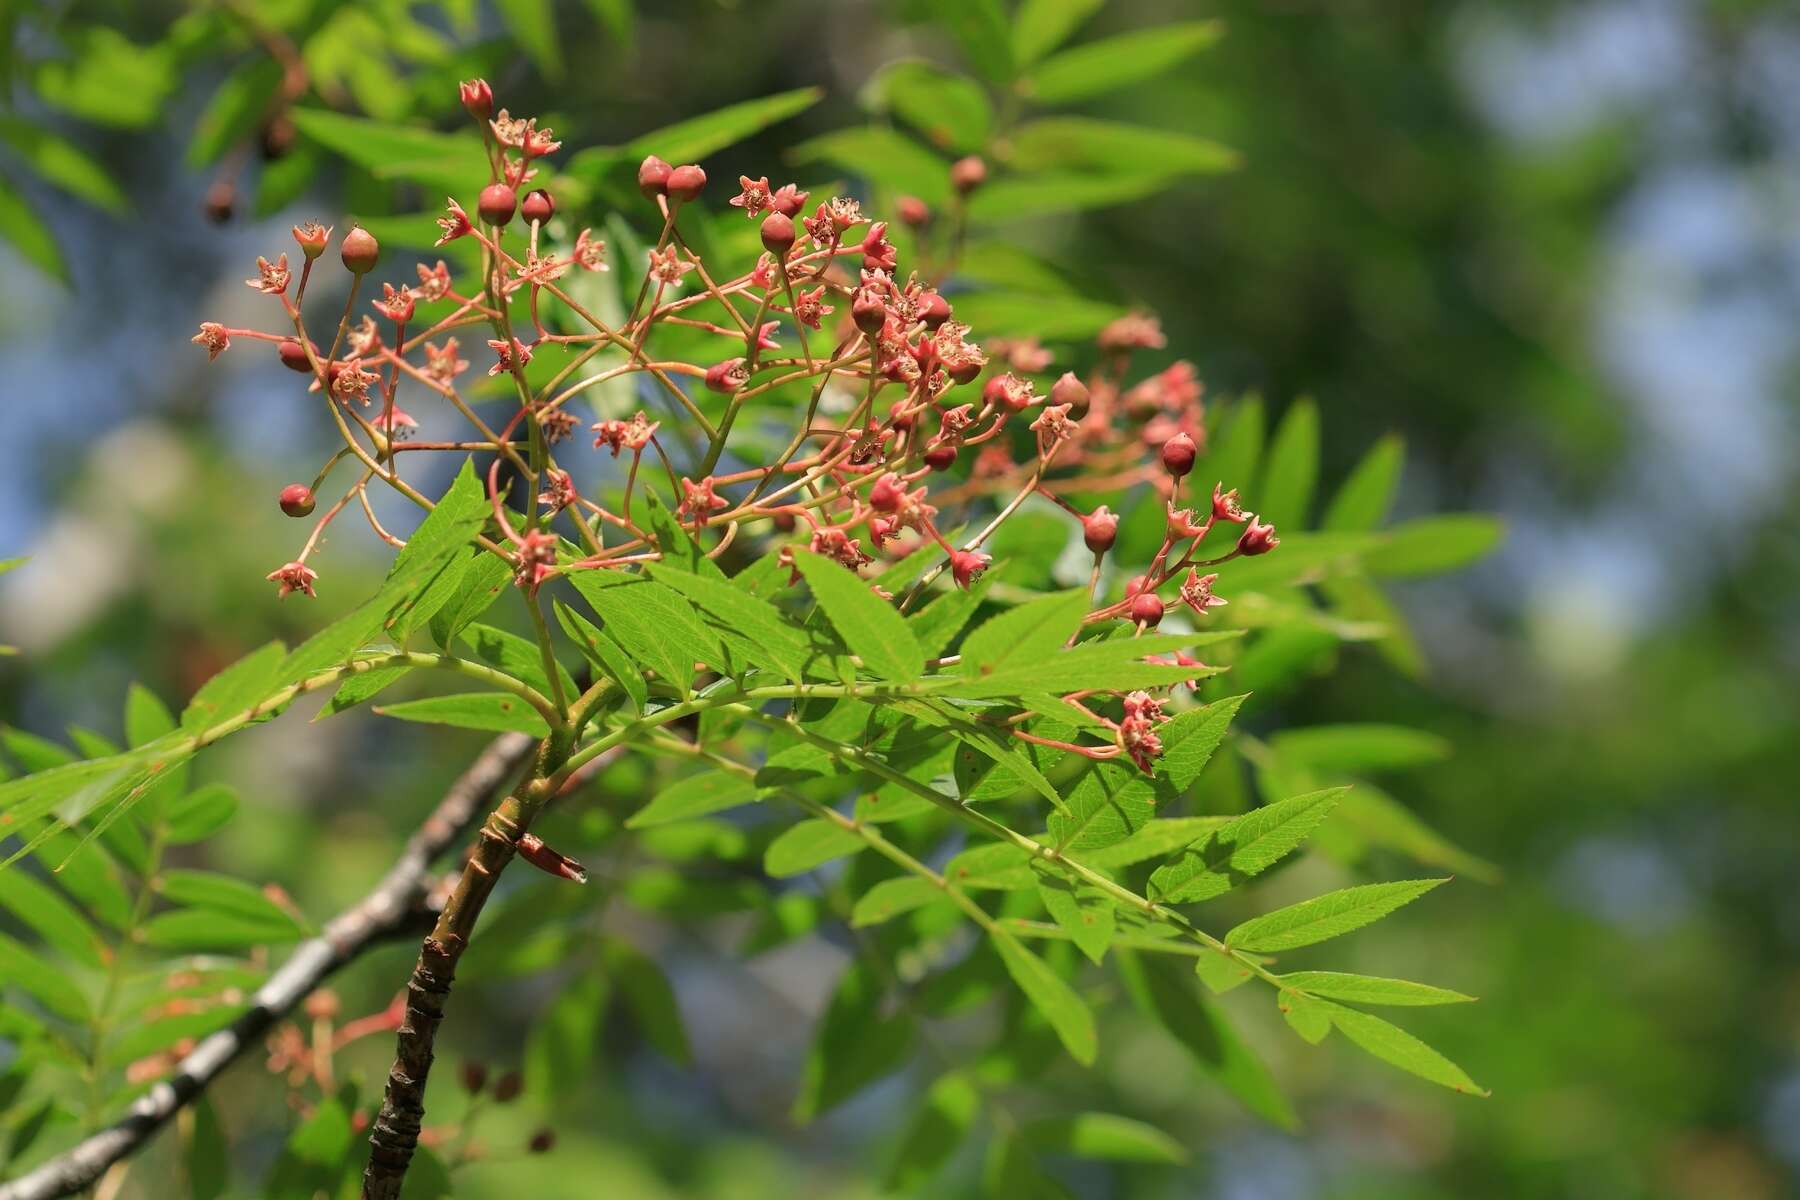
[{"x1": 3, "y1": 1, "x2": 1799, "y2": 1197}]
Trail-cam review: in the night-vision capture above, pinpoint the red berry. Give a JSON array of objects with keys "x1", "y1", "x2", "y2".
[
  {"x1": 528, "y1": 1129, "x2": 556, "y2": 1154},
  {"x1": 277, "y1": 339, "x2": 316, "y2": 373},
  {"x1": 946, "y1": 359, "x2": 982, "y2": 386},
  {"x1": 493, "y1": 1071, "x2": 522, "y2": 1103},
  {"x1": 665, "y1": 164, "x2": 707, "y2": 204},
  {"x1": 460, "y1": 79, "x2": 493, "y2": 121},
  {"x1": 760, "y1": 211, "x2": 795, "y2": 257},
  {"x1": 637, "y1": 155, "x2": 672, "y2": 199},
  {"x1": 461, "y1": 1061, "x2": 488, "y2": 1094},
  {"x1": 950, "y1": 156, "x2": 987, "y2": 195},
  {"x1": 1129, "y1": 592, "x2": 1165, "y2": 627},
  {"x1": 279, "y1": 484, "x2": 316, "y2": 518},
  {"x1": 1082, "y1": 506, "x2": 1118, "y2": 554},
  {"x1": 521, "y1": 189, "x2": 554, "y2": 224},
  {"x1": 478, "y1": 184, "x2": 517, "y2": 226},
  {"x1": 923, "y1": 442, "x2": 958, "y2": 471},
  {"x1": 772, "y1": 510, "x2": 797, "y2": 532},
  {"x1": 1161, "y1": 431, "x2": 1197, "y2": 478},
  {"x1": 340, "y1": 227, "x2": 379, "y2": 274}
]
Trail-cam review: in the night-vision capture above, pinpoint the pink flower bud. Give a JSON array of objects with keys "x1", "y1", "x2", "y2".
[
  {"x1": 851, "y1": 288, "x2": 887, "y2": 335},
  {"x1": 637, "y1": 155, "x2": 672, "y2": 199},
  {"x1": 918, "y1": 292, "x2": 952, "y2": 329},
  {"x1": 1237, "y1": 516, "x2": 1279, "y2": 556},
  {"x1": 460, "y1": 78, "x2": 493, "y2": 121},
  {"x1": 1161, "y1": 431, "x2": 1197, "y2": 478},
  {"x1": 950, "y1": 155, "x2": 987, "y2": 195},
  {"x1": 478, "y1": 183, "x2": 517, "y2": 226},
  {"x1": 521, "y1": 188, "x2": 554, "y2": 224},
  {"x1": 277, "y1": 339, "x2": 316, "y2": 373},
  {"x1": 461, "y1": 1061, "x2": 488, "y2": 1094},
  {"x1": 279, "y1": 484, "x2": 316, "y2": 518},
  {"x1": 923, "y1": 442, "x2": 958, "y2": 471},
  {"x1": 665, "y1": 164, "x2": 707, "y2": 205},
  {"x1": 705, "y1": 357, "x2": 747, "y2": 393},
  {"x1": 493, "y1": 1071, "x2": 522, "y2": 1103},
  {"x1": 897, "y1": 195, "x2": 930, "y2": 227},
  {"x1": 1082, "y1": 505, "x2": 1118, "y2": 554},
  {"x1": 869, "y1": 472, "x2": 905, "y2": 512},
  {"x1": 1129, "y1": 592, "x2": 1165, "y2": 627},
  {"x1": 340, "y1": 227, "x2": 380, "y2": 275},
  {"x1": 1050, "y1": 371, "x2": 1089, "y2": 413},
  {"x1": 760, "y1": 211, "x2": 795, "y2": 257}
]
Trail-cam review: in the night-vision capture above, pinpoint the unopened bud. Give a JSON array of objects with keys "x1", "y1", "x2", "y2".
[
  {"x1": 493, "y1": 1070, "x2": 522, "y2": 1103},
  {"x1": 460, "y1": 78, "x2": 493, "y2": 121},
  {"x1": 277, "y1": 339, "x2": 316, "y2": 373},
  {"x1": 521, "y1": 189, "x2": 554, "y2": 224},
  {"x1": 478, "y1": 183, "x2": 517, "y2": 226},
  {"x1": 1160, "y1": 431, "x2": 1196, "y2": 478},
  {"x1": 1082, "y1": 506, "x2": 1118, "y2": 554},
  {"x1": 918, "y1": 292, "x2": 952, "y2": 329},
  {"x1": 1129, "y1": 592, "x2": 1165, "y2": 627},
  {"x1": 461, "y1": 1061, "x2": 488, "y2": 1094},
  {"x1": 897, "y1": 195, "x2": 930, "y2": 227},
  {"x1": 279, "y1": 484, "x2": 316, "y2": 518},
  {"x1": 851, "y1": 289, "x2": 887, "y2": 335},
  {"x1": 529, "y1": 1129, "x2": 556, "y2": 1154},
  {"x1": 516, "y1": 833, "x2": 588, "y2": 884},
  {"x1": 760, "y1": 211, "x2": 795, "y2": 257},
  {"x1": 665, "y1": 164, "x2": 707, "y2": 205},
  {"x1": 340, "y1": 227, "x2": 380, "y2": 274},
  {"x1": 1050, "y1": 372, "x2": 1088, "y2": 415},
  {"x1": 949, "y1": 156, "x2": 987, "y2": 195},
  {"x1": 638, "y1": 155, "x2": 672, "y2": 199},
  {"x1": 1237, "y1": 516, "x2": 1279, "y2": 556},
  {"x1": 923, "y1": 442, "x2": 958, "y2": 471}
]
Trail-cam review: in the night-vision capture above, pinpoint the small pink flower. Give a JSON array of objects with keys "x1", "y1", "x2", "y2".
[
  {"x1": 792, "y1": 285, "x2": 833, "y2": 329},
  {"x1": 487, "y1": 337, "x2": 533, "y2": 377},
  {"x1": 1211, "y1": 482, "x2": 1247, "y2": 524},
  {"x1": 810, "y1": 526, "x2": 871, "y2": 570},
  {"x1": 372, "y1": 406, "x2": 416, "y2": 439},
  {"x1": 677, "y1": 476, "x2": 729, "y2": 525},
  {"x1": 331, "y1": 359, "x2": 378, "y2": 406},
  {"x1": 592, "y1": 410, "x2": 659, "y2": 455},
  {"x1": 512, "y1": 529, "x2": 558, "y2": 595},
  {"x1": 750, "y1": 321, "x2": 780, "y2": 352},
  {"x1": 411, "y1": 259, "x2": 453, "y2": 301},
  {"x1": 191, "y1": 323, "x2": 230, "y2": 361},
  {"x1": 860, "y1": 221, "x2": 896, "y2": 271},
  {"x1": 538, "y1": 468, "x2": 577, "y2": 512},
  {"x1": 729, "y1": 175, "x2": 772, "y2": 218},
  {"x1": 424, "y1": 338, "x2": 468, "y2": 381},
  {"x1": 266, "y1": 561, "x2": 318, "y2": 600},
  {"x1": 373, "y1": 282, "x2": 415, "y2": 324},
  {"x1": 436, "y1": 199, "x2": 473, "y2": 246},
  {"x1": 948, "y1": 548, "x2": 990, "y2": 590},
  {"x1": 572, "y1": 228, "x2": 608, "y2": 271},
  {"x1": 345, "y1": 316, "x2": 382, "y2": 358},
  {"x1": 1179, "y1": 569, "x2": 1227, "y2": 615},
  {"x1": 769, "y1": 183, "x2": 809, "y2": 217},
  {"x1": 646, "y1": 245, "x2": 693, "y2": 286},
  {"x1": 246, "y1": 254, "x2": 290, "y2": 295},
  {"x1": 1097, "y1": 312, "x2": 1166, "y2": 353}
]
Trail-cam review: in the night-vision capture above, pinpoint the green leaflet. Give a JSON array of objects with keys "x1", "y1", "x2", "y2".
[
  {"x1": 1324, "y1": 434, "x2": 1405, "y2": 531},
  {"x1": 1148, "y1": 788, "x2": 1346, "y2": 904},
  {"x1": 626, "y1": 771, "x2": 759, "y2": 829},
  {"x1": 787, "y1": 127, "x2": 952, "y2": 206},
  {"x1": 1268, "y1": 724, "x2": 1451, "y2": 774},
  {"x1": 1225, "y1": 878, "x2": 1448, "y2": 952},
  {"x1": 163, "y1": 784, "x2": 238, "y2": 844},
  {"x1": 1046, "y1": 758, "x2": 1159, "y2": 852},
  {"x1": 1158, "y1": 694, "x2": 1247, "y2": 792},
  {"x1": 1116, "y1": 952, "x2": 1295, "y2": 1129},
  {"x1": 566, "y1": 571, "x2": 717, "y2": 694},
  {"x1": 1036, "y1": 876, "x2": 1115, "y2": 964},
  {"x1": 0, "y1": 870, "x2": 104, "y2": 967},
  {"x1": 1256, "y1": 398, "x2": 1321, "y2": 530},
  {"x1": 601, "y1": 936, "x2": 691, "y2": 1065},
  {"x1": 942, "y1": 631, "x2": 1237, "y2": 698},
  {"x1": 885, "y1": 1072, "x2": 980, "y2": 1192},
  {"x1": 867, "y1": 60, "x2": 992, "y2": 154},
  {"x1": 793, "y1": 960, "x2": 916, "y2": 1122},
  {"x1": 460, "y1": 623, "x2": 577, "y2": 703},
  {"x1": 851, "y1": 876, "x2": 946, "y2": 928},
  {"x1": 157, "y1": 870, "x2": 307, "y2": 934},
  {"x1": 1007, "y1": 117, "x2": 1238, "y2": 177},
  {"x1": 907, "y1": 571, "x2": 994, "y2": 658},
  {"x1": 288, "y1": 107, "x2": 487, "y2": 192},
  {"x1": 374, "y1": 693, "x2": 550, "y2": 736},
  {"x1": 1365, "y1": 515, "x2": 1504, "y2": 577},
  {"x1": 957, "y1": 588, "x2": 1088, "y2": 677},
  {"x1": 791, "y1": 550, "x2": 923, "y2": 682},
  {"x1": 1323, "y1": 1002, "x2": 1489, "y2": 1095},
  {"x1": 1279, "y1": 990, "x2": 1332, "y2": 1044},
  {"x1": 1020, "y1": 20, "x2": 1225, "y2": 104},
  {"x1": 1020, "y1": 1113, "x2": 1187, "y2": 1164},
  {"x1": 1012, "y1": 0, "x2": 1107, "y2": 65},
  {"x1": 179, "y1": 641, "x2": 286, "y2": 732},
  {"x1": 649, "y1": 565, "x2": 816, "y2": 682},
  {"x1": 139, "y1": 908, "x2": 304, "y2": 951},
  {"x1": 552, "y1": 599, "x2": 646, "y2": 714},
  {"x1": 763, "y1": 819, "x2": 864, "y2": 877},
  {"x1": 991, "y1": 928, "x2": 1097, "y2": 1065},
  {"x1": 1279, "y1": 971, "x2": 1475, "y2": 1007}
]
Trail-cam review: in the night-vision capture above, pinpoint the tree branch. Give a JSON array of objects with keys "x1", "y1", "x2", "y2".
[{"x1": 0, "y1": 733, "x2": 539, "y2": 1200}]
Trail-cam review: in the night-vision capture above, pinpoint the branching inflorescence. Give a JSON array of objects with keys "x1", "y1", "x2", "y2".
[{"x1": 128, "y1": 77, "x2": 1487, "y2": 1197}]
